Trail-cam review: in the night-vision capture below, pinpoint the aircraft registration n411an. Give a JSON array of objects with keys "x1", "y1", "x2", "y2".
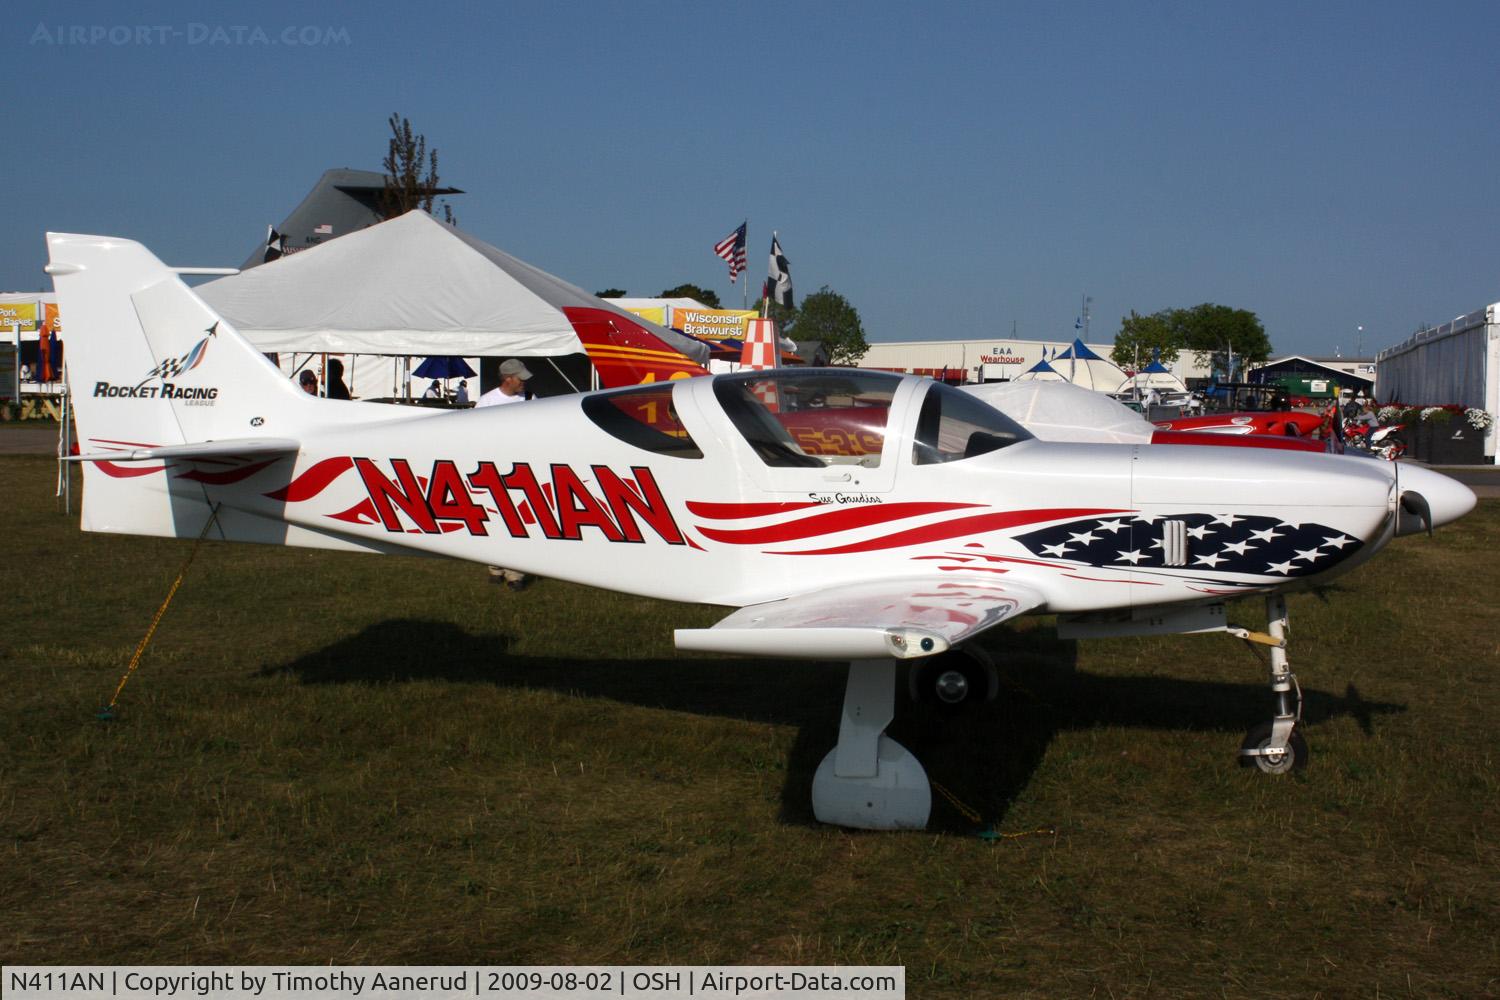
[{"x1": 46, "y1": 232, "x2": 1476, "y2": 830}]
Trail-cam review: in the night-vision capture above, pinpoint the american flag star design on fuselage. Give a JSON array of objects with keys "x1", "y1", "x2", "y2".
[{"x1": 1014, "y1": 512, "x2": 1363, "y2": 579}]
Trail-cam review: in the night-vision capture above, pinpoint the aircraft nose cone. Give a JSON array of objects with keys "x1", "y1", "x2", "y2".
[{"x1": 1398, "y1": 464, "x2": 1477, "y2": 529}]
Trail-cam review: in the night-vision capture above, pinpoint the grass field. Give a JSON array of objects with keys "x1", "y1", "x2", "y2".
[{"x1": 2, "y1": 455, "x2": 1496, "y2": 997}]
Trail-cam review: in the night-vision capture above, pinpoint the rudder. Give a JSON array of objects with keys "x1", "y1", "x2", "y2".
[
  {"x1": 46, "y1": 232, "x2": 314, "y2": 537},
  {"x1": 48, "y1": 232, "x2": 310, "y2": 451}
]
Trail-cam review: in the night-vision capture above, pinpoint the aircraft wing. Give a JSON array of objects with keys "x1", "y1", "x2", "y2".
[
  {"x1": 68, "y1": 437, "x2": 301, "y2": 463},
  {"x1": 674, "y1": 577, "x2": 1046, "y2": 660}
]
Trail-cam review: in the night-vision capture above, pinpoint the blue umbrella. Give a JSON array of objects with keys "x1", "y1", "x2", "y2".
[{"x1": 412, "y1": 356, "x2": 477, "y2": 380}]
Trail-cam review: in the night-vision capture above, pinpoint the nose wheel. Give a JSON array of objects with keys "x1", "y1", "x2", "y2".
[
  {"x1": 1235, "y1": 593, "x2": 1309, "y2": 774},
  {"x1": 1239, "y1": 720, "x2": 1308, "y2": 774}
]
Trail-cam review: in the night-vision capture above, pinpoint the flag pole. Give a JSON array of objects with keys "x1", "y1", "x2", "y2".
[{"x1": 761, "y1": 229, "x2": 774, "y2": 319}]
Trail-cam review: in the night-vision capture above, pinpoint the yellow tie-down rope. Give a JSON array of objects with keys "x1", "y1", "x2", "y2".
[
  {"x1": 930, "y1": 779, "x2": 1056, "y2": 842},
  {"x1": 98, "y1": 504, "x2": 221, "y2": 720}
]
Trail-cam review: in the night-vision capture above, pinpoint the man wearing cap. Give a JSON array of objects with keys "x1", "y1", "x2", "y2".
[
  {"x1": 477, "y1": 359, "x2": 534, "y2": 590},
  {"x1": 477, "y1": 358, "x2": 532, "y2": 408}
]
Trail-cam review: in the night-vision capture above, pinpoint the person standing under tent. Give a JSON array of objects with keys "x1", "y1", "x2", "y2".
[
  {"x1": 477, "y1": 358, "x2": 532, "y2": 407},
  {"x1": 477, "y1": 359, "x2": 534, "y2": 590},
  {"x1": 326, "y1": 358, "x2": 351, "y2": 400}
]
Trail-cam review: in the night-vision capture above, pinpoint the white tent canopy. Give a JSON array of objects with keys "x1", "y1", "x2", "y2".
[
  {"x1": 1119, "y1": 360, "x2": 1187, "y2": 395},
  {"x1": 1013, "y1": 357, "x2": 1068, "y2": 382},
  {"x1": 1052, "y1": 338, "x2": 1129, "y2": 393},
  {"x1": 196, "y1": 211, "x2": 709, "y2": 364}
]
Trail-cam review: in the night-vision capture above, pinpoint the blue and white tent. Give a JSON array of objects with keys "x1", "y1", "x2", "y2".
[
  {"x1": 1119, "y1": 358, "x2": 1187, "y2": 395},
  {"x1": 1052, "y1": 338, "x2": 1129, "y2": 392},
  {"x1": 1013, "y1": 354, "x2": 1068, "y2": 382}
]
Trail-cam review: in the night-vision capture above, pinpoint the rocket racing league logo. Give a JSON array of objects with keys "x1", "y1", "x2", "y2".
[{"x1": 93, "y1": 323, "x2": 221, "y2": 404}]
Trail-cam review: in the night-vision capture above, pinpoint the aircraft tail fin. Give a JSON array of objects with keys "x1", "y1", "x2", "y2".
[
  {"x1": 240, "y1": 167, "x2": 464, "y2": 270},
  {"x1": 47, "y1": 232, "x2": 316, "y2": 447},
  {"x1": 563, "y1": 305, "x2": 708, "y2": 387},
  {"x1": 46, "y1": 232, "x2": 321, "y2": 537}
]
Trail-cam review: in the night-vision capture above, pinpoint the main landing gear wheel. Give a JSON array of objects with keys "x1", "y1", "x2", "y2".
[
  {"x1": 907, "y1": 649, "x2": 998, "y2": 711},
  {"x1": 1238, "y1": 721, "x2": 1308, "y2": 774},
  {"x1": 813, "y1": 659, "x2": 931, "y2": 830}
]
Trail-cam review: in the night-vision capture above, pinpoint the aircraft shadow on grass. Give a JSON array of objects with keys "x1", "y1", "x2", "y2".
[{"x1": 262, "y1": 618, "x2": 1404, "y2": 833}]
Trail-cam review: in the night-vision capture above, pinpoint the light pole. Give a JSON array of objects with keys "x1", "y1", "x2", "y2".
[{"x1": 1356, "y1": 325, "x2": 1364, "y2": 357}]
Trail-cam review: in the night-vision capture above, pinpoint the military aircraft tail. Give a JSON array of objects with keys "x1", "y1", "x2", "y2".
[{"x1": 242, "y1": 167, "x2": 463, "y2": 269}]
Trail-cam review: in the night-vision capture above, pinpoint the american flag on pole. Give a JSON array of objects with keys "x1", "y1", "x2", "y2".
[{"x1": 714, "y1": 222, "x2": 747, "y2": 282}]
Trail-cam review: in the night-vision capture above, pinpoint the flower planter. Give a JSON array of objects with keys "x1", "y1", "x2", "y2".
[
  {"x1": 1396, "y1": 422, "x2": 1429, "y2": 461},
  {"x1": 1425, "y1": 420, "x2": 1486, "y2": 464}
]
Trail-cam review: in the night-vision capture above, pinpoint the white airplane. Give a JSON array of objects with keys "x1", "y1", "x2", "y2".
[{"x1": 47, "y1": 232, "x2": 1477, "y2": 830}]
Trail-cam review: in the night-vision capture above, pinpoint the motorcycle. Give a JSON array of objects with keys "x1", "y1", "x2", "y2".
[{"x1": 1344, "y1": 420, "x2": 1406, "y2": 461}]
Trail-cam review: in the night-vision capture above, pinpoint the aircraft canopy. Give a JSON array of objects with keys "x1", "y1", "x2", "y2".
[{"x1": 961, "y1": 380, "x2": 1155, "y2": 444}]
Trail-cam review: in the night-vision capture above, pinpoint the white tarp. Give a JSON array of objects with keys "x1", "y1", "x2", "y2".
[
  {"x1": 962, "y1": 380, "x2": 1155, "y2": 444},
  {"x1": 196, "y1": 211, "x2": 709, "y2": 363}
]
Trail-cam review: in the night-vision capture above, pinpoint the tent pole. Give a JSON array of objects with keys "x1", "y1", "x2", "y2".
[
  {"x1": 546, "y1": 357, "x2": 581, "y2": 394},
  {"x1": 743, "y1": 220, "x2": 749, "y2": 311}
]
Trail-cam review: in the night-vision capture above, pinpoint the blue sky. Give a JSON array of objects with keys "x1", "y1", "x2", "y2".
[{"x1": 8, "y1": 0, "x2": 1499, "y2": 357}]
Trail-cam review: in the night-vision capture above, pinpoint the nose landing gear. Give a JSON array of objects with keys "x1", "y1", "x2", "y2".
[
  {"x1": 1239, "y1": 719, "x2": 1308, "y2": 773},
  {"x1": 1235, "y1": 593, "x2": 1307, "y2": 774}
]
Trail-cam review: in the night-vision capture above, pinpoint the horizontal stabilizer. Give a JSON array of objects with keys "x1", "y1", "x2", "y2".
[
  {"x1": 675, "y1": 576, "x2": 1046, "y2": 660},
  {"x1": 68, "y1": 437, "x2": 301, "y2": 463}
]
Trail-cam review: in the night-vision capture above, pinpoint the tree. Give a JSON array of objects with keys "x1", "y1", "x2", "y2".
[
  {"x1": 377, "y1": 113, "x2": 455, "y2": 223},
  {"x1": 659, "y1": 283, "x2": 721, "y2": 308},
  {"x1": 762, "y1": 297, "x2": 797, "y2": 332},
  {"x1": 1171, "y1": 303, "x2": 1272, "y2": 380},
  {"x1": 1111, "y1": 303, "x2": 1270, "y2": 379},
  {"x1": 787, "y1": 286, "x2": 867, "y2": 365},
  {"x1": 594, "y1": 288, "x2": 628, "y2": 298},
  {"x1": 1110, "y1": 310, "x2": 1183, "y2": 370}
]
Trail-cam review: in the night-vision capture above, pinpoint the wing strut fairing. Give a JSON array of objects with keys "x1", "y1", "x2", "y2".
[{"x1": 676, "y1": 577, "x2": 1045, "y2": 660}]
